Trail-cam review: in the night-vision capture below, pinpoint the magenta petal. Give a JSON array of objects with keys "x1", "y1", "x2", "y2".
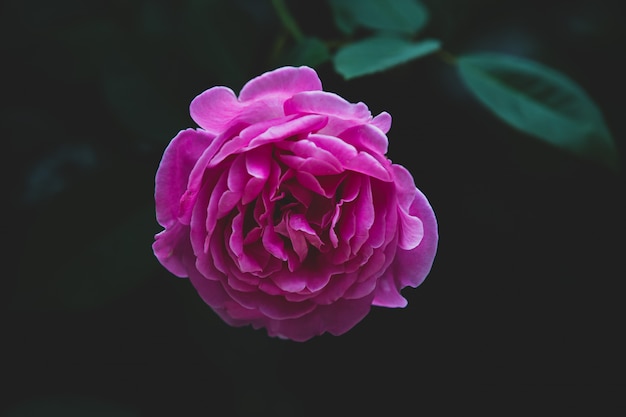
[
  {"x1": 372, "y1": 188, "x2": 438, "y2": 306},
  {"x1": 190, "y1": 86, "x2": 242, "y2": 134},
  {"x1": 397, "y1": 209, "x2": 424, "y2": 250},
  {"x1": 284, "y1": 90, "x2": 371, "y2": 121},
  {"x1": 152, "y1": 223, "x2": 191, "y2": 278},
  {"x1": 285, "y1": 220, "x2": 308, "y2": 263},
  {"x1": 307, "y1": 134, "x2": 358, "y2": 162},
  {"x1": 350, "y1": 179, "x2": 375, "y2": 253},
  {"x1": 210, "y1": 114, "x2": 328, "y2": 166},
  {"x1": 264, "y1": 296, "x2": 373, "y2": 342},
  {"x1": 178, "y1": 122, "x2": 247, "y2": 225},
  {"x1": 227, "y1": 154, "x2": 247, "y2": 192},
  {"x1": 270, "y1": 269, "x2": 308, "y2": 293},
  {"x1": 239, "y1": 66, "x2": 322, "y2": 102},
  {"x1": 245, "y1": 146, "x2": 272, "y2": 179},
  {"x1": 155, "y1": 128, "x2": 213, "y2": 227},
  {"x1": 228, "y1": 212, "x2": 263, "y2": 273},
  {"x1": 371, "y1": 111, "x2": 392, "y2": 133},
  {"x1": 204, "y1": 170, "x2": 229, "y2": 241},
  {"x1": 262, "y1": 226, "x2": 288, "y2": 261},
  {"x1": 371, "y1": 270, "x2": 408, "y2": 307},
  {"x1": 233, "y1": 289, "x2": 317, "y2": 320},
  {"x1": 343, "y1": 152, "x2": 391, "y2": 182},
  {"x1": 391, "y1": 164, "x2": 418, "y2": 211},
  {"x1": 396, "y1": 188, "x2": 438, "y2": 288},
  {"x1": 339, "y1": 123, "x2": 389, "y2": 156},
  {"x1": 186, "y1": 259, "x2": 232, "y2": 309},
  {"x1": 242, "y1": 147, "x2": 273, "y2": 204}
]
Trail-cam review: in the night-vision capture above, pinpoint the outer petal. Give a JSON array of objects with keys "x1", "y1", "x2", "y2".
[
  {"x1": 392, "y1": 164, "x2": 426, "y2": 250},
  {"x1": 189, "y1": 87, "x2": 242, "y2": 135},
  {"x1": 396, "y1": 187, "x2": 438, "y2": 288},
  {"x1": 238, "y1": 66, "x2": 322, "y2": 102},
  {"x1": 264, "y1": 295, "x2": 374, "y2": 342},
  {"x1": 155, "y1": 128, "x2": 214, "y2": 228},
  {"x1": 284, "y1": 90, "x2": 371, "y2": 122},
  {"x1": 371, "y1": 111, "x2": 392, "y2": 133},
  {"x1": 338, "y1": 123, "x2": 389, "y2": 156},
  {"x1": 152, "y1": 223, "x2": 193, "y2": 278},
  {"x1": 372, "y1": 187, "x2": 438, "y2": 307}
]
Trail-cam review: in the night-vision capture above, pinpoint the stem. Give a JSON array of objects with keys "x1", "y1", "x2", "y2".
[{"x1": 271, "y1": 0, "x2": 304, "y2": 42}]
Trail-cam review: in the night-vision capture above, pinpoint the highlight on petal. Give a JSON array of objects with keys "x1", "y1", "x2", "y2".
[
  {"x1": 397, "y1": 209, "x2": 424, "y2": 250},
  {"x1": 284, "y1": 90, "x2": 371, "y2": 121},
  {"x1": 371, "y1": 270, "x2": 408, "y2": 308},
  {"x1": 371, "y1": 111, "x2": 392, "y2": 133},
  {"x1": 190, "y1": 86, "x2": 242, "y2": 134},
  {"x1": 155, "y1": 128, "x2": 214, "y2": 228},
  {"x1": 372, "y1": 187, "x2": 438, "y2": 307},
  {"x1": 239, "y1": 66, "x2": 322, "y2": 102},
  {"x1": 210, "y1": 114, "x2": 328, "y2": 166},
  {"x1": 339, "y1": 123, "x2": 389, "y2": 156}
]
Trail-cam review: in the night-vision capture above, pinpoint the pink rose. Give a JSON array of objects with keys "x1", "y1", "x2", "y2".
[{"x1": 153, "y1": 66, "x2": 438, "y2": 341}]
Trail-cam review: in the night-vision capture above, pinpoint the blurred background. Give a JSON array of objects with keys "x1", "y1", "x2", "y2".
[{"x1": 2, "y1": 0, "x2": 625, "y2": 415}]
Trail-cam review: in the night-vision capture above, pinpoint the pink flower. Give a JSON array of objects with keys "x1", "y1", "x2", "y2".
[{"x1": 153, "y1": 66, "x2": 438, "y2": 341}]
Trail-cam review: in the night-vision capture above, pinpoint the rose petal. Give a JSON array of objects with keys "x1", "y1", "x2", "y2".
[
  {"x1": 152, "y1": 223, "x2": 192, "y2": 278},
  {"x1": 204, "y1": 170, "x2": 229, "y2": 247},
  {"x1": 239, "y1": 66, "x2": 322, "y2": 102},
  {"x1": 371, "y1": 111, "x2": 392, "y2": 133},
  {"x1": 155, "y1": 128, "x2": 214, "y2": 227},
  {"x1": 264, "y1": 296, "x2": 373, "y2": 342},
  {"x1": 338, "y1": 123, "x2": 389, "y2": 157},
  {"x1": 190, "y1": 87, "x2": 242, "y2": 134},
  {"x1": 397, "y1": 209, "x2": 424, "y2": 250},
  {"x1": 350, "y1": 179, "x2": 375, "y2": 254},
  {"x1": 210, "y1": 114, "x2": 328, "y2": 166},
  {"x1": 229, "y1": 211, "x2": 263, "y2": 273},
  {"x1": 396, "y1": 187, "x2": 438, "y2": 288},
  {"x1": 269, "y1": 269, "x2": 308, "y2": 293},
  {"x1": 226, "y1": 287, "x2": 317, "y2": 320},
  {"x1": 178, "y1": 122, "x2": 246, "y2": 225},
  {"x1": 391, "y1": 164, "x2": 418, "y2": 211},
  {"x1": 284, "y1": 90, "x2": 371, "y2": 122},
  {"x1": 371, "y1": 272, "x2": 408, "y2": 308},
  {"x1": 372, "y1": 188, "x2": 438, "y2": 306}
]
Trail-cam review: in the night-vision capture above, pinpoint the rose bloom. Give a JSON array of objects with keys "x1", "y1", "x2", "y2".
[{"x1": 153, "y1": 66, "x2": 437, "y2": 341}]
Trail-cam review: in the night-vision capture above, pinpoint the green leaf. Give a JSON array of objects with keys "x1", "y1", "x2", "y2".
[
  {"x1": 457, "y1": 53, "x2": 620, "y2": 171},
  {"x1": 333, "y1": 35, "x2": 441, "y2": 79},
  {"x1": 328, "y1": 0, "x2": 430, "y2": 35},
  {"x1": 281, "y1": 37, "x2": 330, "y2": 68},
  {"x1": 327, "y1": 0, "x2": 358, "y2": 35}
]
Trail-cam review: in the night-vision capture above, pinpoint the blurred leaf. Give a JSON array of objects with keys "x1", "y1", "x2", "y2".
[
  {"x1": 334, "y1": 35, "x2": 441, "y2": 79},
  {"x1": 12, "y1": 206, "x2": 159, "y2": 311},
  {"x1": 4, "y1": 396, "x2": 138, "y2": 417},
  {"x1": 281, "y1": 37, "x2": 330, "y2": 67},
  {"x1": 457, "y1": 53, "x2": 620, "y2": 171},
  {"x1": 328, "y1": 0, "x2": 430, "y2": 35},
  {"x1": 327, "y1": 0, "x2": 358, "y2": 34}
]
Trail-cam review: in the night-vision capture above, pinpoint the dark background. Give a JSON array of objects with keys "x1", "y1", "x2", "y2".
[{"x1": 3, "y1": 0, "x2": 625, "y2": 415}]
